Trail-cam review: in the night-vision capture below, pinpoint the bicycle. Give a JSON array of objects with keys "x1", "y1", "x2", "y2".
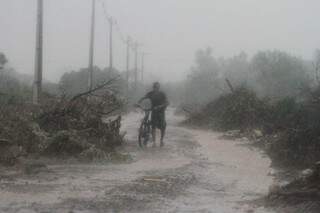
[{"x1": 136, "y1": 104, "x2": 152, "y2": 148}]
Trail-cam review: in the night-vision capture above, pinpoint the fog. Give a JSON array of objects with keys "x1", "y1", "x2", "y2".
[
  {"x1": 3, "y1": 1, "x2": 320, "y2": 211},
  {"x1": 1, "y1": 0, "x2": 320, "y2": 82}
]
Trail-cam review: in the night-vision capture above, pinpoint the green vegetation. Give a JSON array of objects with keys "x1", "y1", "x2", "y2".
[
  {"x1": 183, "y1": 48, "x2": 320, "y2": 167},
  {"x1": 0, "y1": 53, "x2": 125, "y2": 165}
]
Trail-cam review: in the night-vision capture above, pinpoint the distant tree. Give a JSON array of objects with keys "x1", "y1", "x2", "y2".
[
  {"x1": 0, "y1": 54, "x2": 32, "y2": 103},
  {"x1": 0, "y1": 52, "x2": 8, "y2": 69},
  {"x1": 183, "y1": 49, "x2": 312, "y2": 107},
  {"x1": 59, "y1": 67, "x2": 125, "y2": 97},
  {"x1": 184, "y1": 48, "x2": 252, "y2": 106},
  {"x1": 251, "y1": 50, "x2": 310, "y2": 98},
  {"x1": 162, "y1": 81, "x2": 185, "y2": 106},
  {"x1": 184, "y1": 47, "x2": 223, "y2": 106},
  {"x1": 313, "y1": 49, "x2": 320, "y2": 85},
  {"x1": 219, "y1": 51, "x2": 250, "y2": 88}
]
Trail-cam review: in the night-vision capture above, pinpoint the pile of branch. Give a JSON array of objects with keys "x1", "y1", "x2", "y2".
[
  {"x1": 268, "y1": 162, "x2": 320, "y2": 209},
  {"x1": 184, "y1": 86, "x2": 269, "y2": 131},
  {"x1": 0, "y1": 77, "x2": 124, "y2": 165},
  {"x1": 0, "y1": 103, "x2": 41, "y2": 165},
  {"x1": 184, "y1": 84, "x2": 320, "y2": 166}
]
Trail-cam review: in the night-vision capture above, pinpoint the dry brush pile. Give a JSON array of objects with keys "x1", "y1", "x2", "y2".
[
  {"x1": 184, "y1": 85, "x2": 320, "y2": 206},
  {"x1": 0, "y1": 79, "x2": 125, "y2": 165},
  {"x1": 184, "y1": 87, "x2": 270, "y2": 131},
  {"x1": 184, "y1": 86, "x2": 320, "y2": 167},
  {"x1": 267, "y1": 161, "x2": 320, "y2": 212}
]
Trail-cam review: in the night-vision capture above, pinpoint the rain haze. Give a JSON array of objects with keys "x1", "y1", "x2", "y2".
[
  {"x1": 3, "y1": 1, "x2": 320, "y2": 213},
  {"x1": 1, "y1": 0, "x2": 320, "y2": 82}
]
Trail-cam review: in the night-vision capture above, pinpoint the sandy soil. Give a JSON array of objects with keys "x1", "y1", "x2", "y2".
[{"x1": 0, "y1": 109, "x2": 276, "y2": 213}]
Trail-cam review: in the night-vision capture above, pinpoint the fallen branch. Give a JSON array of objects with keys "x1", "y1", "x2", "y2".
[
  {"x1": 99, "y1": 106, "x2": 121, "y2": 116},
  {"x1": 225, "y1": 78, "x2": 234, "y2": 93},
  {"x1": 0, "y1": 138, "x2": 11, "y2": 146},
  {"x1": 182, "y1": 107, "x2": 193, "y2": 115},
  {"x1": 276, "y1": 190, "x2": 320, "y2": 199},
  {"x1": 70, "y1": 76, "x2": 120, "y2": 102},
  {"x1": 142, "y1": 178, "x2": 169, "y2": 183}
]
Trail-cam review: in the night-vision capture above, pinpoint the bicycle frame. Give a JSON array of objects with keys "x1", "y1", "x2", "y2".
[
  {"x1": 142, "y1": 110, "x2": 151, "y2": 124},
  {"x1": 137, "y1": 105, "x2": 152, "y2": 147}
]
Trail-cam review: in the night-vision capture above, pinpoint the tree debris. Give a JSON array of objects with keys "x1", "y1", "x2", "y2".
[{"x1": 0, "y1": 78, "x2": 124, "y2": 165}]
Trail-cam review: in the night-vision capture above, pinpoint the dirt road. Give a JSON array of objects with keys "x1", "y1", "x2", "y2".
[{"x1": 0, "y1": 109, "x2": 276, "y2": 213}]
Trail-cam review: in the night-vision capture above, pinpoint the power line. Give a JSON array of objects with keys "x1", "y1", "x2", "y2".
[
  {"x1": 96, "y1": 0, "x2": 142, "y2": 76},
  {"x1": 113, "y1": 19, "x2": 128, "y2": 44},
  {"x1": 97, "y1": 0, "x2": 140, "y2": 50},
  {"x1": 30, "y1": 0, "x2": 147, "y2": 104}
]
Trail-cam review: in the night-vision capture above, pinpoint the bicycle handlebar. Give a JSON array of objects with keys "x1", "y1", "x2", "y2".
[{"x1": 135, "y1": 104, "x2": 152, "y2": 111}]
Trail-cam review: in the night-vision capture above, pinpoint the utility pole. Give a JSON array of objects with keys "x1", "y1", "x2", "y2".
[
  {"x1": 141, "y1": 52, "x2": 148, "y2": 83},
  {"x1": 133, "y1": 42, "x2": 140, "y2": 91},
  {"x1": 88, "y1": 0, "x2": 95, "y2": 91},
  {"x1": 126, "y1": 37, "x2": 131, "y2": 97},
  {"x1": 108, "y1": 17, "x2": 115, "y2": 71},
  {"x1": 33, "y1": 0, "x2": 43, "y2": 104}
]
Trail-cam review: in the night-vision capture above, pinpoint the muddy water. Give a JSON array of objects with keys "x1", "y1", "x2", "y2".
[
  {"x1": 0, "y1": 109, "x2": 276, "y2": 213},
  {"x1": 166, "y1": 130, "x2": 275, "y2": 213}
]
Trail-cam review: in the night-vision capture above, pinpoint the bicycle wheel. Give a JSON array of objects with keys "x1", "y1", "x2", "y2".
[{"x1": 138, "y1": 122, "x2": 150, "y2": 148}]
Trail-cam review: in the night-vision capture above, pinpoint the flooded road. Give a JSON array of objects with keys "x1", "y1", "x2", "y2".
[{"x1": 0, "y1": 109, "x2": 276, "y2": 213}]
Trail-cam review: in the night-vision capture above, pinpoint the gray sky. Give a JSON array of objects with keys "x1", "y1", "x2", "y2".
[{"x1": 1, "y1": 0, "x2": 320, "y2": 82}]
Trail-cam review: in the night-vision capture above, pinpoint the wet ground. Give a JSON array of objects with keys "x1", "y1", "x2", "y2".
[{"x1": 0, "y1": 109, "x2": 276, "y2": 213}]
